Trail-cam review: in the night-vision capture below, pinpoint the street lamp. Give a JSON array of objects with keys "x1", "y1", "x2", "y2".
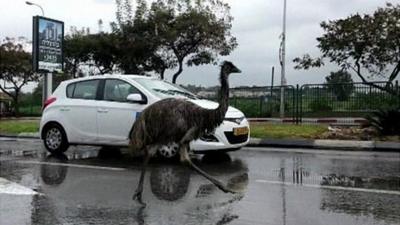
[
  {"x1": 279, "y1": 0, "x2": 287, "y2": 118},
  {"x1": 25, "y1": 1, "x2": 44, "y2": 16}
]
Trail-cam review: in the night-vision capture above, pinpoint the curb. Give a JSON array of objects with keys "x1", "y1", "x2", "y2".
[
  {"x1": 0, "y1": 133, "x2": 40, "y2": 139},
  {"x1": 1, "y1": 133, "x2": 399, "y2": 152},
  {"x1": 248, "y1": 118, "x2": 367, "y2": 126},
  {"x1": 247, "y1": 138, "x2": 400, "y2": 152}
]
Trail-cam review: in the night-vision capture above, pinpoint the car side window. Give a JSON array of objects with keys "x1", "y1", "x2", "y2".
[
  {"x1": 103, "y1": 79, "x2": 141, "y2": 102},
  {"x1": 71, "y1": 80, "x2": 99, "y2": 100},
  {"x1": 66, "y1": 83, "x2": 75, "y2": 98}
]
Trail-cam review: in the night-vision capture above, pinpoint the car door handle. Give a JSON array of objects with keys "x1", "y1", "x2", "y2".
[
  {"x1": 97, "y1": 108, "x2": 109, "y2": 113},
  {"x1": 60, "y1": 107, "x2": 70, "y2": 112}
]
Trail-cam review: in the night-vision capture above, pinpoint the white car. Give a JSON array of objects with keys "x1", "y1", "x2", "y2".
[{"x1": 40, "y1": 75, "x2": 250, "y2": 158}]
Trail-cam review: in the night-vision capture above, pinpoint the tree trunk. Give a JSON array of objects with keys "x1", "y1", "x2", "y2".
[
  {"x1": 159, "y1": 68, "x2": 165, "y2": 80},
  {"x1": 13, "y1": 93, "x2": 19, "y2": 118},
  {"x1": 172, "y1": 60, "x2": 183, "y2": 84}
]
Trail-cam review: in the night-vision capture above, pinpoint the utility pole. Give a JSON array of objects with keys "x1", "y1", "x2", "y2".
[
  {"x1": 271, "y1": 66, "x2": 274, "y2": 98},
  {"x1": 279, "y1": 0, "x2": 287, "y2": 118}
]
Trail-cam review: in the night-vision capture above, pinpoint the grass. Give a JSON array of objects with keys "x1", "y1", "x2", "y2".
[
  {"x1": 0, "y1": 120, "x2": 40, "y2": 134},
  {"x1": 250, "y1": 122, "x2": 328, "y2": 139},
  {"x1": 0, "y1": 119, "x2": 328, "y2": 140}
]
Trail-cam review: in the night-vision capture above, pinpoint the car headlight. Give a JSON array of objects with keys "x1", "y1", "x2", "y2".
[{"x1": 224, "y1": 117, "x2": 245, "y2": 125}]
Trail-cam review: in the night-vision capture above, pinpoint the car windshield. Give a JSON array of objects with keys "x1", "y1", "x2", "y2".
[{"x1": 133, "y1": 78, "x2": 197, "y2": 99}]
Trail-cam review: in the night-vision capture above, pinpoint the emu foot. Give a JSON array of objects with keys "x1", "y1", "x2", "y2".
[
  {"x1": 215, "y1": 182, "x2": 237, "y2": 194},
  {"x1": 132, "y1": 190, "x2": 146, "y2": 206},
  {"x1": 220, "y1": 186, "x2": 237, "y2": 194}
]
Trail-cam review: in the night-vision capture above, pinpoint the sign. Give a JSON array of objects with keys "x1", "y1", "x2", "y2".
[{"x1": 32, "y1": 16, "x2": 64, "y2": 73}]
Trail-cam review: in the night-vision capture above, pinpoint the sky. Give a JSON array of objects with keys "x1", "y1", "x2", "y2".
[{"x1": 0, "y1": 0, "x2": 398, "y2": 90}]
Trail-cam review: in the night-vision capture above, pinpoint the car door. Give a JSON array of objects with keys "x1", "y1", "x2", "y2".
[
  {"x1": 63, "y1": 79, "x2": 100, "y2": 144},
  {"x1": 96, "y1": 79, "x2": 148, "y2": 145}
]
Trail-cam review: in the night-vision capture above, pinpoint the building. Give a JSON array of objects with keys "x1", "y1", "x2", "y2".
[{"x1": 0, "y1": 92, "x2": 12, "y2": 117}]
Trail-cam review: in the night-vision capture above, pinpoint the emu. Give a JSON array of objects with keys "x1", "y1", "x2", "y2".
[{"x1": 129, "y1": 61, "x2": 241, "y2": 204}]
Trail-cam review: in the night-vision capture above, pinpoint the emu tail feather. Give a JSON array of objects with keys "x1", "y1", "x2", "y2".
[{"x1": 129, "y1": 118, "x2": 146, "y2": 154}]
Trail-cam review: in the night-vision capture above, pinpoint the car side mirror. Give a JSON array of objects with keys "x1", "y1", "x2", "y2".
[{"x1": 127, "y1": 94, "x2": 147, "y2": 104}]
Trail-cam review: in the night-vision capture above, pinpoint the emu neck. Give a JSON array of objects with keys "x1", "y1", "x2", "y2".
[{"x1": 212, "y1": 71, "x2": 229, "y2": 126}]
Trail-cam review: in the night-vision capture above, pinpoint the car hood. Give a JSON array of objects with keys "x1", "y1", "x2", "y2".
[{"x1": 189, "y1": 99, "x2": 245, "y2": 118}]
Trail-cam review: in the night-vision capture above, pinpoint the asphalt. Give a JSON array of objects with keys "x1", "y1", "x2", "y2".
[
  {"x1": 1, "y1": 132, "x2": 399, "y2": 152},
  {"x1": 0, "y1": 141, "x2": 399, "y2": 225}
]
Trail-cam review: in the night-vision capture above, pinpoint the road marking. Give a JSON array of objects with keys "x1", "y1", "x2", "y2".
[
  {"x1": 255, "y1": 179, "x2": 400, "y2": 195},
  {"x1": 0, "y1": 177, "x2": 38, "y2": 195},
  {"x1": 16, "y1": 160, "x2": 126, "y2": 171}
]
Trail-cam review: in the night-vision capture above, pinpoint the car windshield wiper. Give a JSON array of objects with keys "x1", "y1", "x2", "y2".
[
  {"x1": 153, "y1": 89, "x2": 196, "y2": 99},
  {"x1": 167, "y1": 90, "x2": 196, "y2": 99}
]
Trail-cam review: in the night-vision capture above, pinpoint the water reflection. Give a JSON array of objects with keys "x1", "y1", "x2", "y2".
[
  {"x1": 321, "y1": 174, "x2": 400, "y2": 190},
  {"x1": 40, "y1": 154, "x2": 68, "y2": 186},
  {"x1": 34, "y1": 151, "x2": 248, "y2": 225},
  {"x1": 150, "y1": 165, "x2": 191, "y2": 201},
  {"x1": 320, "y1": 186, "x2": 400, "y2": 223},
  {"x1": 266, "y1": 156, "x2": 399, "y2": 192},
  {"x1": 143, "y1": 154, "x2": 249, "y2": 224},
  {"x1": 264, "y1": 156, "x2": 400, "y2": 225}
]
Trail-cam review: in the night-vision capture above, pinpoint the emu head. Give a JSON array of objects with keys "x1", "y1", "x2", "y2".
[{"x1": 221, "y1": 61, "x2": 241, "y2": 77}]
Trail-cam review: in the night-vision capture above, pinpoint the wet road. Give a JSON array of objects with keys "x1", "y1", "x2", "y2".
[{"x1": 0, "y1": 137, "x2": 399, "y2": 225}]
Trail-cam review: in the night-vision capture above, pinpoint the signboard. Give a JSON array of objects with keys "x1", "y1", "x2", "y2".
[{"x1": 32, "y1": 16, "x2": 64, "y2": 73}]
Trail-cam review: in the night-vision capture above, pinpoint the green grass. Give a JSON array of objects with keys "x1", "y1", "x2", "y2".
[
  {"x1": 0, "y1": 120, "x2": 40, "y2": 134},
  {"x1": 0, "y1": 119, "x2": 327, "y2": 140},
  {"x1": 250, "y1": 122, "x2": 328, "y2": 139}
]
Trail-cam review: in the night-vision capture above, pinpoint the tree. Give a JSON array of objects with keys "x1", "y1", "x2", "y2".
[
  {"x1": 89, "y1": 33, "x2": 119, "y2": 74},
  {"x1": 64, "y1": 26, "x2": 119, "y2": 76},
  {"x1": 116, "y1": 0, "x2": 237, "y2": 83},
  {"x1": 0, "y1": 41, "x2": 38, "y2": 116},
  {"x1": 294, "y1": 3, "x2": 400, "y2": 94},
  {"x1": 325, "y1": 70, "x2": 354, "y2": 101},
  {"x1": 64, "y1": 27, "x2": 92, "y2": 77}
]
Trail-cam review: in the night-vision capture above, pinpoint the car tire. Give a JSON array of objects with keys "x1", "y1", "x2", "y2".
[{"x1": 43, "y1": 124, "x2": 69, "y2": 154}]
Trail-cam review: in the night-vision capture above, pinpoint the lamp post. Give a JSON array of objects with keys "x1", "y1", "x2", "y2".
[
  {"x1": 25, "y1": 1, "x2": 44, "y2": 16},
  {"x1": 26, "y1": 1, "x2": 52, "y2": 106},
  {"x1": 279, "y1": 0, "x2": 287, "y2": 118}
]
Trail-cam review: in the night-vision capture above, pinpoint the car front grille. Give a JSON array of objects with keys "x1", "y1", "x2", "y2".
[{"x1": 224, "y1": 132, "x2": 249, "y2": 144}]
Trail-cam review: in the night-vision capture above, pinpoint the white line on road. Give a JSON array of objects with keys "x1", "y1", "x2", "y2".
[
  {"x1": 255, "y1": 179, "x2": 400, "y2": 195},
  {"x1": 16, "y1": 160, "x2": 127, "y2": 171},
  {"x1": 0, "y1": 177, "x2": 38, "y2": 196}
]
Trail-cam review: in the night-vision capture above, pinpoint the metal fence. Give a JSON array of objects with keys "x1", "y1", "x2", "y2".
[
  {"x1": 202, "y1": 81, "x2": 400, "y2": 123},
  {"x1": 4, "y1": 81, "x2": 400, "y2": 121}
]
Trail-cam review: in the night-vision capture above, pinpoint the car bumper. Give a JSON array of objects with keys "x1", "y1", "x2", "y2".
[{"x1": 190, "y1": 118, "x2": 250, "y2": 152}]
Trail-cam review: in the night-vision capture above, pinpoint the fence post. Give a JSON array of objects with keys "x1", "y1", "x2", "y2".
[
  {"x1": 296, "y1": 84, "x2": 299, "y2": 124},
  {"x1": 396, "y1": 80, "x2": 400, "y2": 109}
]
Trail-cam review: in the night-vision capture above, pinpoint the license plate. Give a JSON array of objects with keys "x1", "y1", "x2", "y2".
[{"x1": 233, "y1": 127, "x2": 249, "y2": 136}]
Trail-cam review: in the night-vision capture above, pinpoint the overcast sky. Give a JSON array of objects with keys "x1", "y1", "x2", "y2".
[{"x1": 0, "y1": 0, "x2": 397, "y2": 89}]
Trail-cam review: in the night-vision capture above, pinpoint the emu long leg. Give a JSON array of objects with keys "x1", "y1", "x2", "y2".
[
  {"x1": 179, "y1": 144, "x2": 235, "y2": 193},
  {"x1": 178, "y1": 128, "x2": 236, "y2": 193},
  {"x1": 133, "y1": 148, "x2": 151, "y2": 205}
]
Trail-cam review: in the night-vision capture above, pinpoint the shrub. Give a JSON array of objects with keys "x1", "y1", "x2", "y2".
[{"x1": 366, "y1": 108, "x2": 400, "y2": 135}]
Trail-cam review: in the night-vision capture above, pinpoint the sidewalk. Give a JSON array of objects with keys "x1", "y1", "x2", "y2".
[{"x1": 1, "y1": 132, "x2": 399, "y2": 152}]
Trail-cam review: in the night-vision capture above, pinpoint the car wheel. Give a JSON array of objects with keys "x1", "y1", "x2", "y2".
[
  {"x1": 43, "y1": 124, "x2": 69, "y2": 153},
  {"x1": 158, "y1": 143, "x2": 179, "y2": 159}
]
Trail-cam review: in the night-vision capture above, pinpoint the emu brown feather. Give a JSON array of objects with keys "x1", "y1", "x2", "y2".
[{"x1": 129, "y1": 61, "x2": 241, "y2": 205}]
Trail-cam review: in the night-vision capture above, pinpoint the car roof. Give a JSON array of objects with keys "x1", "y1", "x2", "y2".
[{"x1": 61, "y1": 74, "x2": 156, "y2": 84}]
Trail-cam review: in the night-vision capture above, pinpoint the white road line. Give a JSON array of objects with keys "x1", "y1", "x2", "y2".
[
  {"x1": 16, "y1": 160, "x2": 126, "y2": 171},
  {"x1": 255, "y1": 179, "x2": 400, "y2": 195},
  {"x1": 0, "y1": 177, "x2": 38, "y2": 195}
]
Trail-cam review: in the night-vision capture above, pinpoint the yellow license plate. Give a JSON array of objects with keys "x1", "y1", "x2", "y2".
[{"x1": 233, "y1": 127, "x2": 249, "y2": 136}]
